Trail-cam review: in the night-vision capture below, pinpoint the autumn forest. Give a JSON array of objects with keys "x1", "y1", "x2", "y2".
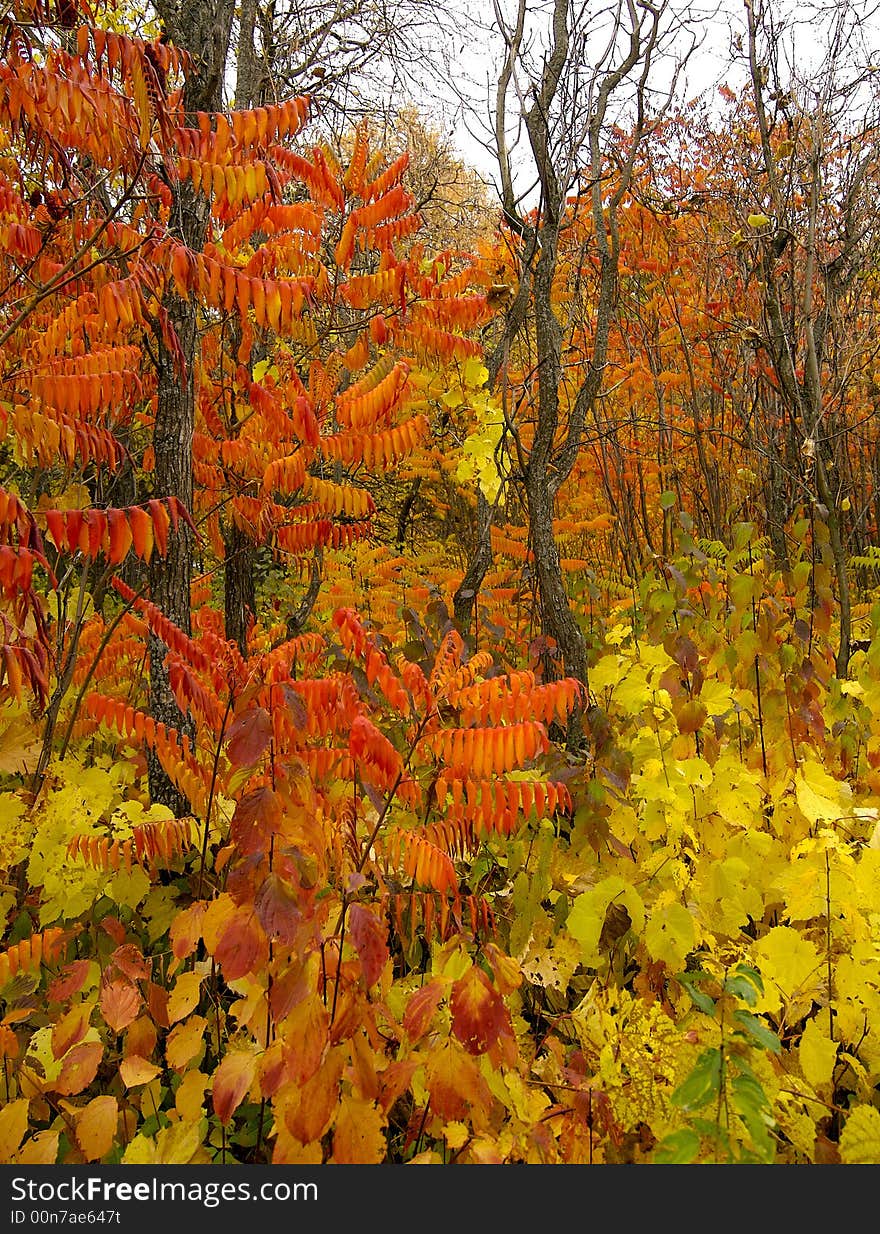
[{"x1": 2, "y1": 0, "x2": 880, "y2": 1167}]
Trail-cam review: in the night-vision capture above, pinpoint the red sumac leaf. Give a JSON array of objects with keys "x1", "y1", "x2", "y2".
[
  {"x1": 450, "y1": 964, "x2": 508, "y2": 1055},
  {"x1": 348, "y1": 904, "x2": 388, "y2": 988},
  {"x1": 213, "y1": 914, "x2": 264, "y2": 981},
  {"x1": 226, "y1": 706, "x2": 272, "y2": 766},
  {"x1": 254, "y1": 872, "x2": 302, "y2": 944},
  {"x1": 230, "y1": 785, "x2": 280, "y2": 856},
  {"x1": 403, "y1": 979, "x2": 445, "y2": 1042}
]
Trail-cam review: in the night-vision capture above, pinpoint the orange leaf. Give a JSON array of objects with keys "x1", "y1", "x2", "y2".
[
  {"x1": 226, "y1": 706, "x2": 272, "y2": 766},
  {"x1": 330, "y1": 1096, "x2": 386, "y2": 1163},
  {"x1": 423, "y1": 1040, "x2": 492, "y2": 1122},
  {"x1": 106, "y1": 508, "x2": 133, "y2": 564},
  {"x1": 283, "y1": 1048, "x2": 344, "y2": 1143},
  {"x1": 51, "y1": 1003, "x2": 92, "y2": 1061},
  {"x1": 450, "y1": 964, "x2": 509, "y2": 1055},
  {"x1": 212, "y1": 1051, "x2": 257, "y2": 1125},
  {"x1": 100, "y1": 980, "x2": 141, "y2": 1034},
  {"x1": 75, "y1": 1095, "x2": 117, "y2": 1162},
  {"x1": 119, "y1": 1056, "x2": 161, "y2": 1087},
  {"x1": 55, "y1": 1041, "x2": 103, "y2": 1096},
  {"x1": 403, "y1": 980, "x2": 445, "y2": 1042},
  {"x1": 348, "y1": 904, "x2": 388, "y2": 988},
  {"x1": 166, "y1": 1015, "x2": 207, "y2": 1072},
  {"x1": 128, "y1": 506, "x2": 154, "y2": 561}
]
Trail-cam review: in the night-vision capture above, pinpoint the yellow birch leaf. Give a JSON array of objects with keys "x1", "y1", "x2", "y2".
[
  {"x1": 840, "y1": 1104, "x2": 880, "y2": 1163},
  {"x1": 753, "y1": 927, "x2": 821, "y2": 1013},
  {"x1": 796, "y1": 759, "x2": 850, "y2": 824},
  {"x1": 644, "y1": 901, "x2": 696, "y2": 970},
  {"x1": 799, "y1": 1018, "x2": 837, "y2": 1092}
]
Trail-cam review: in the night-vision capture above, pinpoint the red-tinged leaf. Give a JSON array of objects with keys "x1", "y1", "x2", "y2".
[
  {"x1": 106, "y1": 508, "x2": 133, "y2": 564},
  {"x1": 213, "y1": 913, "x2": 265, "y2": 981},
  {"x1": 423, "y1": 1040, "x2": 493, "y2": 1122},
  {"x1": 283, "y1": 1048, "x2": 345, "y2": 1143},
  {"x1": 110, "y1": 944, "x2": 151, "y2": 983},
  {"x1": 403, "y1": 979, "x2": 445, "y2": 1042},
  {"x1": 127, "y1": 506, "x2": 154, "y2": 560},
  {"x1": 281, "y1": 682, "x2": 308, "y2": 730},
  {"x1": 226, "y1": 706, "x2": 272, "y2": 766},
  {"x1": 54, "y1": 1041, "x2": 103, "y2": 1096},
  {"x1": 230, "y1": 785, "x2": 281, "y2": 855},
  {"x1": 47, "y1": 959, "x2": 91, "y2": 1003},
  {"x1": 482, "y1": 942, "x2": 522, "y2": 995},
  {"x1": 280, "y1": 994, "x2": 328, "y2": 1084},
  {"x1": 348, "y1": 904, "x2": 388, "y2": 988},
  {"x1": 75, "y1": 1095, "x2": 117, "y2": 1162},
  {"x1": 51, "y1": 1003, "x2": 92, "y2": 1060},
  {"x1": 450, "y1": 964, "x2": 508, "y2": 1055},
  {"x1": 268, "y1": 960, "x2": 311, "y2": 1025},
  {"x1": 123, "y1": 1017, "x2": 157, "y2": 1060},
  {"x1": 212, "y1": 1051, "x2": 257, "y2": 1124},
  {"x1": 169, "y1": 901, "x2": 207, "y2": 961},
  {"x1": 99, "y1": 916, "x2": 126, "y2": 945},
  {"x1": 254, "y1": 872, "x2": 302, "y2": 944},
  {"x1": 258, "y1": 1040, "x2": 288, "y2": 1099},
  {"x1": 99, "y1": 979, "x2": 141, "y2": 1034},
  {"x1": 377, "y1": 1059, "x2": 418, "y2": 1115},
  {"x1": 119, "y1": 1056, "x2": 161, "y2": 1088},
  {"x1": 146, "y1": 981, "x2": 171, "y2": 1029}
]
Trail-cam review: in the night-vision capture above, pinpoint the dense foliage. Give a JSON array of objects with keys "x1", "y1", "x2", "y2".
[{"x1": 2, "y1": 0, "x2": 880, "y2": 1167}]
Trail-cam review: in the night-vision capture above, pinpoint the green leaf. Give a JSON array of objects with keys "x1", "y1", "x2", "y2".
[
  {"x1": 680, "y1": 979, "x2": 716, "y2": 1017},
  {"x1": 659, "y1": 490, "x2": 677, "y2": 510},
  {"x1": 671, "y1": 1048, "x2": 721, "y2": 1112},
  {"x1": 732, "y1": 1010, "x2": 781, "y2": 1054},
  {"x1": 653, "y1": 1128, "x2": 701, "y2": 1164}
]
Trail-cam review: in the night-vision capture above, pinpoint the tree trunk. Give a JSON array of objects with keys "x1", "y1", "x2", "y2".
[{"x1": 148, "y1": 0, "x2": 235, "y2": 813}]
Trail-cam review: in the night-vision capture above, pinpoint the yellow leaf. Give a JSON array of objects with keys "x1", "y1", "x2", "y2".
[
  {"x1": 753, "y1": 927, "x2": 821, "y2": 1014},
  {"x1": 166, "y1": 1015, "x2": 207, "y2": 1072},
  {"x1": 795, "y1": 759, "x2": 850, "y2": 824},
  {"x1": 567, "y1": 877, "x2": 645, "y2": 967},
  {"x1": 748, "y1": 213, "x2": 772, "y2": 228},
  {"x1": 0, "y1": 1097, "x2": 29, "y2": 1158},
  {"x1": 75, "y1": 1095, "x2": 117, "y2": 1162},
  {"x1": 799, "y1": 1018, "x2": 837, "y2": 1091},
  {"x1": 167, "y1": 971, "x2": 203, "y2": 1024},
  {"x1": 15, "y1": 1130, "x2": 59, "y2": 1164},
  {"x1": 120, "y1": 1056, "x2": 161, "y2": 1087},
  {"x1": 330, "y1": 1095, "x2": 387, "y2": 1163},
  {"x1": 442, "y1": 1121, "x2": 469, "y2": 1150},
  {"x1": 644, "y1": 901, "x2": 696, "y2": 970},
  {"x1": 175, "y1": 1070, "x2": 207, "y2": 1122},
  {"x1": 840, "y1": 1104, "x2": 880, "y2": 1163},
  {"x1": 154, "y1": 1120, "x2": 208, "y2": 1164}
]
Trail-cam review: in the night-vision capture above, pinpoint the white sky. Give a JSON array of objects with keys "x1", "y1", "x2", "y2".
[{"x1": 406, "y1": 0, "x2": 880, "y2": 197}]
